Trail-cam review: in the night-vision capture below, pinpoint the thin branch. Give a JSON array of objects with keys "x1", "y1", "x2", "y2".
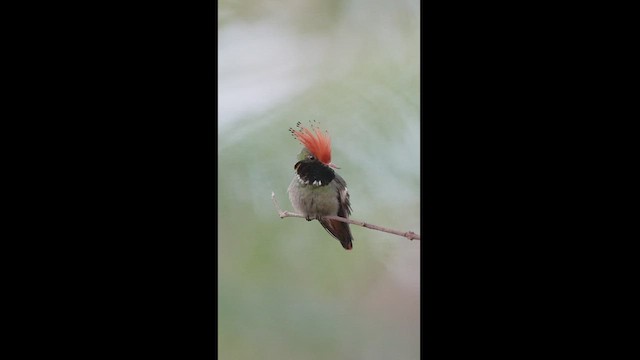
[{"x1": 271, "y1": 192, "x2": 420, "y2": 241}]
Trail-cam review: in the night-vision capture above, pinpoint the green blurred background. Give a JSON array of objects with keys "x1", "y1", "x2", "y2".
[{"x1": 218, "y1": 0, "x2": 420, "y2": 358}]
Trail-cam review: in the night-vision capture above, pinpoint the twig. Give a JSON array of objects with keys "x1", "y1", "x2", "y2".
[{"x1": 271, "y1": 192, "x2": 420, "y2": 241}]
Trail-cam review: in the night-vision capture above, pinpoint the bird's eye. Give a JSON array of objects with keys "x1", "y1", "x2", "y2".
[{"x1": 308, "y1": 155, "x2": 315, "y2": 160}]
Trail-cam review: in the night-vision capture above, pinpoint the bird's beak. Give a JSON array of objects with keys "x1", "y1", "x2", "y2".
[{"x1": 328, "y1": 162, "x2": 340, "y2": 169}]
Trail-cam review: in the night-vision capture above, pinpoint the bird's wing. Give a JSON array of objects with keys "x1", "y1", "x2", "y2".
[
  {"x1": 333, "y1": 173, "x2": 352, "y2": 217},
  {"x1": 317, "y1": 173, "x2": 353, "y2": 250}
]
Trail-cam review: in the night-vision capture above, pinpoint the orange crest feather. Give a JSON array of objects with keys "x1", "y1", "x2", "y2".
[{"x1": 290, "y1": 123, "x2": 332, "y2": 164}]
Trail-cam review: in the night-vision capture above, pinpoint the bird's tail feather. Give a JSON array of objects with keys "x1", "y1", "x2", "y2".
[{"x1": 319, "y1": 218, "x2": 353, "y2": 250}]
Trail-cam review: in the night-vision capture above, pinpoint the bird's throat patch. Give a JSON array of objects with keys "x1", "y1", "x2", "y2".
[{"x1": 294, "y1": 160, "x2": 335, "y2": 186}]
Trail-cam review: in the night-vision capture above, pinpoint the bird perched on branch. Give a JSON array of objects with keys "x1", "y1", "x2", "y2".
[{"x1": 287, "y1": 121, "x2": 354, "y2": 250}]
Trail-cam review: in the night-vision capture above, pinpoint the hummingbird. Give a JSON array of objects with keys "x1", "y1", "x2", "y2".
[{"x1": 287, "y1": 121, "x2": 354, "y2": 250}]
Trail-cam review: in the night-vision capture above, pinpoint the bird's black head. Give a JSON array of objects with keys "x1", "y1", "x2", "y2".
[{"x1": 294, "y1": 156, "x2": 335, "y2": 186}]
